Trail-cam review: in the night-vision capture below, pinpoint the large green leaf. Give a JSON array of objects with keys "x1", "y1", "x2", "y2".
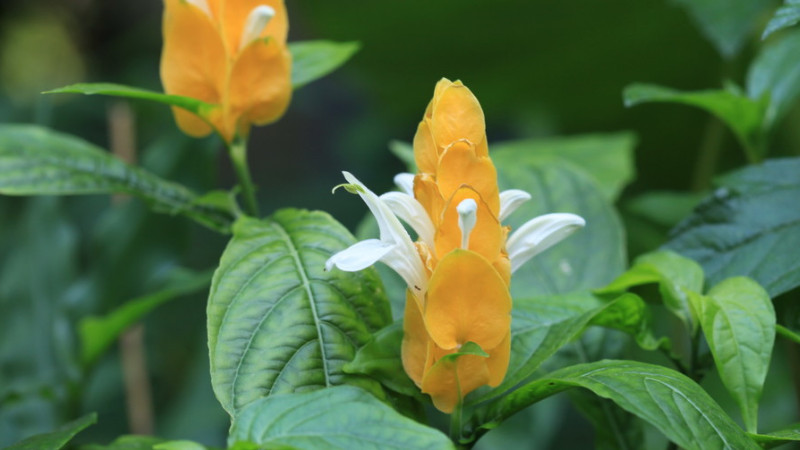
[
  {"x1": 207, "y1": 210, "x2": 391, "y2": 415},
  {"x1": 0, "y1": 125, "x2": 234, "y2": 232},
  {"x1": 689, "y1": 277, "x2": 775, "y2": 433},
  {"x1": 79, "y1": 268, "x2": 213, "y2": 367},
  {"x1": 623, "y1": 83, "x2": 767, "y2": 161},
  {"x1": 749, "y1": 423, "x2": 800, "y2": 448},
  {"x1": 762, "y1": 0, "x2": 800, "y2": 39},
  {"x1": 490, "y1": 132, "x2": 636, "y2": 203},
  {"x1": 229, "y1": 386, "x2": 453, "y2": 449},
  {"x1": 598, "y1": 250, "x2": 704, "y2": 332},
  {"x1": 747, "y1": 29, "x2": 800, "y2": 127},
  {"x1": 491, "y1": 153, "x2": 627, "y2": 298},
  {"x1": 468, "y1": 361, "x2": 758, "y2": 449},
  {"x1": 665, "y1": 158, "x2": 800, "y2": 297},
  {"x1": 672, "y1": 0, "x2": 773, "y2": 58},
  {"x1": 6, "y1": 413, "x2": 96, "y2": 450},
  {"x1": 290, "y1": 40, "x2": 360, "y2": 89}
]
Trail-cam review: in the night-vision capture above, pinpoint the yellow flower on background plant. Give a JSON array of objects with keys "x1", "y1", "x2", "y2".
[
  {"x1": 327, "y1": 79, "x2": 585, "y2": 413},
  {"x1": 160, "y1": 0, "x2": 291, "y2": 143}
]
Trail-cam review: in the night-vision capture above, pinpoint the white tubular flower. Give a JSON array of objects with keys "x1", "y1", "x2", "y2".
[
  {"x1": 506, "y1": 213, "x2": 586, "y2": 273},
  {"x1": 498, "y1": 189, "x2": 532, "y2": 222},
  {"x1": 380, "y1": 191, "x2": 435, "y2": 249},
  {"x1": 325, "y1": 172, "x2": 428, "y2": 298},
  {"x1": 239, "y1": 5, "x2": 275, "y2": 50},
  {"x1": 393, "y1": 173, "x2": 415, "y2": 196}
]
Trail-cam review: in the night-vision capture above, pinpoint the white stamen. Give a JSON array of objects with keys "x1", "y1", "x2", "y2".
[
  {"x1": 393, "y1": 173, "x2": 415, "y2": 196},
  {"x1": 186, "y1": 0, "x2": 211, "y2": 17},
  {"x1": 499, "y1": 189, "x2": 532, "y2": 222},
  {"x1": 457, "y1": 199, "x2": 478, "y2": 249},
  {"x1": 239, "y1": 5, "x2": 275, "y2": 51}
]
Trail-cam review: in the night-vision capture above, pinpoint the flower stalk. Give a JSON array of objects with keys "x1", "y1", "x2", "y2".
[{"x1": 228, "y1": 135, "x2": 259, "y2": 217}]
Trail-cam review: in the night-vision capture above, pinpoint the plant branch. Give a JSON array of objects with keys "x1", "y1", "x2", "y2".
[{"x1": 228, "y1": 136, "x2": 259, "y2": 217}]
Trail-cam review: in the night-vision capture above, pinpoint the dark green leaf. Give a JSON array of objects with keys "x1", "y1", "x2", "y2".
[
  {"x1": 672, "y1": 0, "x2": 773, "y2": 58},
  {"x1": 207, "y1": 211, "x2": 391, "y2": 415},
  {"x1": 690, "y1": 277, "x2": 775, "y2": 433},
  {"x1": 747, "y1": 29, "x2": 800, "y2": 127},
  {"x1": 598, "y1": 250, "x2": 704, "y2": 331},
  {"x1": 762, "y1": 0, "x2": 800, "y2": 39},
  {"x1": 492, "y1": 153, "x2": 626, "y2": 298},
  {"x1": 79, "y1": 268, "x2": 213, "y2": 367},
  {"x1": 229, "y1": 386, "x2": 453, "y2": 449},
  {"x1": 468, "y1": 361, "x2": 758, "y2": 449},
  {"x1": 82, "y1": 435, "x2": 167, "y2": 450},
  {"x1": 343, "y1": 321, "x2": 419, "y2": 397},
  {"x1": 45, "y1": 83, "x2": 215, "y2": 117},
  {"x1": 665, "y1": 158, "x2": 800, "y2": 297},
  {"x1": 749, "y1": 423, "x2": 800, "y2": 448},
  {"x1": 0, "y1": 125, "x2": 234, "y2": 232},
  {"x1": 289, "y1": 41, "x2": 360, "y2": 89},
  {"x1": 623, "y1": 83, "x2": 767, "y2": 160},
  {"x1": 491, "y1": 132, "x2": 637, "y2": 202},
  {"x1": 6, "y1": 413, "x2": 96, "y2": 450},
  {"x1": 568, "y1": 391, "x2": 644, "y2": 450},
  {"x1": 625, "y1": 191, "x2": 706, "y2": 228},
  {"x1": 589, "y1": 293, "x2": 671, "y2": 352}
]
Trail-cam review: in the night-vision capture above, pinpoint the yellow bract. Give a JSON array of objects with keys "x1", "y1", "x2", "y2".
[
  {"x1": 402, "y1": 78, "x2": 512, "y2": 413},
  {"x1": 160, "y1": 0, "x2": 291, "y2": 143}
]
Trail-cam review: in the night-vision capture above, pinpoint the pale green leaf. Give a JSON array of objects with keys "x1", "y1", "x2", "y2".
[
  {"x1": 762, "y1": 0, "x2": 800, "y2": 39},
  {"x1": 290, "y1": 41, "x2": 360, "y2": 89},
  {"x1": 747, "y1": 29, "x2": 800, "y2": 127},
  {"x1": 207, "y1": 211, "x2": 391, "y2": 415},
  {"x1": 343, "y1": 321, "x2": 419, "y2": 397},
  {"x1": 749, "y1": 423, "x2": 800, "y2": 448},
  {"x1": 229, "y1": 386, "x2": 454, "y2": 450},
  {"x1": 45, "y1": 83, "x2": 215, "y2": 116},
  {"x1": 6, "y1": 413, "x2": 96, "y2": 450},
  {"x1": 690, "y1": 277, "x2": 775, "y2": 432}
]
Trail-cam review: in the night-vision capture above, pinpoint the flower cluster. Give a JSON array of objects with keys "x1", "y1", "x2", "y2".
[
  {"x1": 327, "y1": 79, "x2": 585, "y2": 413},
  {"x1": 160, "y1": 0, "x2": 291, "y2": 143}
]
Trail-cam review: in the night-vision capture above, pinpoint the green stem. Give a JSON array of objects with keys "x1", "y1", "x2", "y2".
[
  {"x1": 450, "y1": 401, "x2": 463, "y2": 446},
  {"x1": 228, "y1": 136, "x2": 259, "y2": 217}
]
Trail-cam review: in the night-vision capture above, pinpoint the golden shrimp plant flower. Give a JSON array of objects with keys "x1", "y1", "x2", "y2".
[
  {"x1": 160, "y1": 0, "x2": 291, "y2": 144},
  {"x1": 326, "y1": 79, "x2": 585, "y2": 413}
]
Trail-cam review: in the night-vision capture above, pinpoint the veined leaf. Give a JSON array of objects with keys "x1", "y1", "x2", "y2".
[
  {"x1": 467, "y1": 361, "x2": 758, "y2": 449},
  {"x1": 290, "y1": 40, "x2": 360, "y2": 89},
  {"x1": 0, "y1": 125, "x2": 234, "y2": 232},
  {"x1": 6, "y1": 413, "x2": 96, "y2": 450},
  {"x1": 229, "y1": 386, "x2": 453, "y2": 449},
  {"x1": 343, "y1": 320, "x2": 419, "y2": 397},
  {"x1": 665, "y1": 157, "x2": 800, "y2": 297},
  {"x1": 207, "y1": 211, "x2": 391, "y2": 415},
  {"x1": 749, "y1": 423, "x2": 800, "y2": 448},
  {"x1": 762, "y1": 0, "x2": 800, "y2": 39},
  {"x1": 747, "y1": 29, "x2": 800, "y2": 127},
  {"x1": 689, "y1": 277, "x2": 775, "y2": 433}
]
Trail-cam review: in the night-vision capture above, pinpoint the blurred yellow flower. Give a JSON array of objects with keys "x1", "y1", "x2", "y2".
[
  {"x1": 160, "y1": 0, "x2": 291, "y2": 143},
  {"x1": 327, "y1": 79, "x2": 585, "y2": 413}
]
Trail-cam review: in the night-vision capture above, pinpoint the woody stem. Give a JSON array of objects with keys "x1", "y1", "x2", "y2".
[{"x1": 228, "y1": 136, "x2": 259, "y2": 217}]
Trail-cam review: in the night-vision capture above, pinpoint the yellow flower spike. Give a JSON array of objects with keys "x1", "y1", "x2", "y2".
[
  {"x1": 429, "y1": 79, "x2": 486, "y2": 153},
  {"x1": 435, "y1": 139, "x2": 500, "y2": 215},
  {"x1": 485, "y1": 331, "x2": 511, "y2": 387},
  {"x1": 423, "y1": 249, "x2": 511, "y2": 352},
  {"x1": 435, "y1": 187, "x2": 503, "y2": 264},
  {"x1": 160, "y1": 0, "x2": 291, "y2": 143},
  {"x1": 421, "y1": 347, "x2": 491, "y2": 414},
  {"x1": 402, "y1": 291, "x2": 430, "y2": 387},
  {"x1": 413, "y1": 119, "x2": 438, "y2": 175}
]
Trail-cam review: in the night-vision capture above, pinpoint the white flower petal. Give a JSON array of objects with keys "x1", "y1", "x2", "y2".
[
  {"x1": 339, "y1": 172, "x2": 427, "y2": 295},
  {"x1": 393, "y1": 173, "x2": 415, "y2": 196},
  {"x1": 326, "y1": 239, "x2": 393, "y2": 272},
  {"x1": 239, "y1": 5, "x2": 275, "y2": 50},
  {"x1": 380, "y1": 191, "x2": 435, "y2": 249},
  {"x1": 507, "y1": 213, "x2": 586, "y2": 273},
  {"x1": 499, "y1": 189, "x2": 532, "y2": 222}
]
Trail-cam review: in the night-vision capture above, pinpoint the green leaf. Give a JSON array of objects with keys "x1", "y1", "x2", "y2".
[
  {"x1": 589, "y1": 293, "x2": 671, "y2": 352},
  {"x1": 762, "y1": 0, "x2": 800, "y2": 39},
  {"x1": 598, "y1": 250, "x2": 704, "y2": 332},
  {"x1": 491, "y1": 132, "x2": 637, "y2": 203},
  {"x1": 689, "y1": 277, "x2": 775, "y2": 433},
  {"x1": 468, "y1": 361, "x2": 758, "y2": 449},
  {"x1": 45, "y1": 82, "x2": 216, "y2": 117},
  {"x1": 665, "y1": 157, "x2": 800, "y2": 297},
  {"x1": 624, "y1": 191, "x2": 706, "y2": 228},
  {"x1": 0, "y1": 125, "x2": 234, "y2": 232},
  {"x1": 623, "y1": 83, "x2": 767, "y2": 161},
  {"x1": 6, "y1": 413, "x2": 96, "y2": 450},
  {"x1": 289, "y1": 41, "x2": 360, "y2": 89},
  {"x1": 568, "y1": 391, "x2": 644, "y2": 450},
  {"x1": 343, "y1": 321, "x2": 419, "y2": 397},
  {"x1": 229, "y1": 386, "x2": 454, "y2": 450},
  {"x1": 492, "y1": 153, "x2": 627, "y2": 298},
  {"x1": 79, "y1": 267, "x2": 213, "y2": 367},
  {"x1": 749, "y1": 423, "x2": 800, "y2": 448},
  {"x1": 672, "y1": 0, "x2": 773, "y2": 58},
  {"x1": 747, "y1": 29, "x2": 800, "y2": 127},
  {"x1": 81, "y1": 435, "x2": 167, "y2": 450},
  {"x1": 207, "y1": 211, "x2": 391, "y2": 415}
]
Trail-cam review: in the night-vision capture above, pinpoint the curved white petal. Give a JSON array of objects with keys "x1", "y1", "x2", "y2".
[
  {"x1": 326, "y1": 239, "x2": 393, "y2": 272},
  {"x1": 336, "y1": 172, "x2": 428, "y2": 296},
  {"x1": 499, "y1": 189, "x2": 532, "y2": 222},
  {"x1": 507, "y1": 213, "x2": 586, "y2": 273},
  {"x1": 380, "y1": 191, "x2": 435, "y2": 249},
  {"x1": 393, "y1": 173, "x2": 415, "y2": 196},
  {"x1": 240, "y1": 5, "x2": 275, "y2": 50},
  {"x1": 186, "y1": 0, "x2": 211, "y2": 16}
]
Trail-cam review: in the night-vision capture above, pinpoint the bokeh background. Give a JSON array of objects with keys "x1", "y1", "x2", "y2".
[{"x1": 1, "y1": 0, "x2": 798, "y2": 448}]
